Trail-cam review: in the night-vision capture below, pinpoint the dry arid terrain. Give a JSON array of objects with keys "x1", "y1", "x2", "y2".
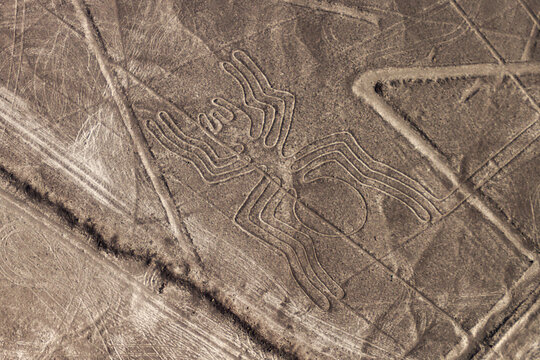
[{"x1": 0, "y1": 0, "x2": 539, "y2": 359}]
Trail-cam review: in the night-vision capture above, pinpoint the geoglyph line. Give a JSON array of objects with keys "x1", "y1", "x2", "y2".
[
  {"x1": 0, "y1": 186, "x2": 240, "y2": 359},
  {"x1": 220, "y1": 50, "x2": 296, "y2": 156},
  {"x1": 291, "y1": 131, "x2": 441, "y2": 221},
  {"x1": 353, "y1": 61, "x2": 540, "y2": 261},
  {"x1": 388, "y1": 112, "x2": 540, "y2": 208},
  {"x1": 521, "y1": 9, "x2": 540, "y2": 61},
  {"x1": 119, "y1": 48, "x2": 484, "y2": 339},
  {"x1": 446, "y1": 261, "x2": 540, "y2": 359},
  {"x1": 147, "y1": 110, "x2": 253, "y2": 184},
  {"x1": 470, "y1": 118, "x2": 540, "y2": 188},
  {"x1": 447, "y1": 2, "x2": 540, "y2": 357},
  {"x1": 39, "y1": 7, "x2": 526, "y2": 351},
  {"x1": 33, "y1": 3, "x2": 512, "y2": 342},
  {"x1": 234, "y1": 176, "x2": 334, "y2": 311},
  {"x1": 70, "y1": 0, "x2": 201, "y2": 267},
  {"x1": 450, "y1": 0, "x2": 540, "y2": 113},
  {"x1": 518, "y1": 0, "x2": 540, "y2": 30},
  {"x1": 484, "y1": 274, "x2": 540, "y2": 360},
  {"x1": 353, "y1": 2, "x2": 540, "y2": 358},
  {"x1": 4, "y1": 2, "x2": 524, "y2": 358},
  {"x1": 262, "y1": 191, "x2": 345, "y2": 299},
  {"x1": 281, "y1": 0, "x2": 380, "y2": 26},
  {"x1": 0, "y1": 87, "x2": 132, "y2": 215}
]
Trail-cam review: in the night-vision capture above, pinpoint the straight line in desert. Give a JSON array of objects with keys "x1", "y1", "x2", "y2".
[
  {"x1": 0, "y1": 186, "x2": 241, "y2": 359},
  {"x1": 281, "y1": 0, "x2": 380, "y2": 26},
  {"x1": 450, "y1": 0, "x2": 540, "y2": 113},
  {"x1": 447, "y1": 261, "x2": 540, "y2": 359},
  {"x1": 0, "y1": 88, "x2": 131, "y2": 215},
  {"x1": 355, "y1": 4, "x2": 540, "y2": 357},
  {"x1": 521, "y1": 9, "x2": 540, "y2": 61},
  {"x1": 106, "y1": 29, "x2": 531, "y2": 344},
  {"x1": 61, "y1": 2, "x2": 533, "y2": 342},
  {"x1": 353, "y1": 61, "x2": 540, "y2": 262},
  {"x1": 484, "y1": 277, "x2": 540, "y2": 360},
  {"x1": 518, "y1": 0, "x2": 540, "y2": 30},
  {"x1": 69, "y1": 0, "x2": 201, "y2": 270},
  {"x1": 116, "y1": 60, "x2": 473, "y2": 340}
]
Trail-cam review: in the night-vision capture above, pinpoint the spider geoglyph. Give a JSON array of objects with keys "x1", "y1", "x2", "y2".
[{"x1": 147, "y1": 50, "x2": 458, "y2": 310}]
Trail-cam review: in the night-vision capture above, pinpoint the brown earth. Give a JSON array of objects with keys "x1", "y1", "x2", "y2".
[{"x1": 0, "y1": 0, "x2": 539, "y2": 359}]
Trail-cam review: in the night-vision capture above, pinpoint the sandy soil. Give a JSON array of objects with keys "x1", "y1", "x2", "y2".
[{"x1": 0, "y1": 0, "x2": 538, "y2": 359}]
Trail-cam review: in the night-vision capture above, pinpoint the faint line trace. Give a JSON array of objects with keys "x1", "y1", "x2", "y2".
[
  {"x1": 281, "y1": 0, "x2": 380, "y2": 27},
  {"x1": 521, "y1": 9, "x2": 540, "y2": 61}
]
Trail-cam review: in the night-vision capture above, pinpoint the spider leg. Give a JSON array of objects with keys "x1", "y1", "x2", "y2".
[
  {"x1": 153, "y1": 110, "x2": 238, "y2": 167},
  {"x1": 297, "y1": 152, "x2": 431, "y2": 222},
  {"x1": 211, "y1": 98, "x2": 250, "y2": 125},
  {"x1": 199, "y1": 113, "x2": 223, "y2": 134},
  {"x1": 220, "y1": 61, "x2": 269, "y2": 141},
  {"x1": 234, "y1": 176, "x2": 331, "y2": 310},
  {"x1": 259, "y1": 187, "x2": 345, "y2": 299},
  {"x1": 231, "y1": 50, "x2": 295, "y2": 151},
  {"x1": 147, "y1": 111, "x2": 252, "y2": 184},
  {"x1": 204, "y1": 97, "x2": 254, "y2": 143},
  {"x1": 292, "y1": 132, "x2": 439, "y2": 222}
]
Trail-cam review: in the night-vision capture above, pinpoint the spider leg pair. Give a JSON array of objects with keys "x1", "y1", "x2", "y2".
[
  {"x1": 291, "y1": 131, "x2": 441, "y2": 222},
  {"x1": 235, "y1": 176, "x2": 344, "y2": 310},
  {"x1": 221, "y1": 50, "x2": 295, "y2": 155},
  {"x1": 147, "y1": 110, "x2": 252, "y2": 184}
]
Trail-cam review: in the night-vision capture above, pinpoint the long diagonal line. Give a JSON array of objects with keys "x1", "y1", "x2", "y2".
[
  {"x1": 521, "y1": 8, "x2": 540, "y2": 61},
  {"x1": 0, "y1": 187, "x2": 240, "y2": 359},
  {"x1": 11, "y1": 0, "x2": 25, "y2": 110},
  {"x1": 5, "y1": 0, "x2": 18, "y2": 92},
  {"x1": 119, "y1": 60, "x2": 474, "y2": 335},
  {"x1": 422, "y1": 118, "x2": 540, "y2": 203},
  {"x1": 354, "y1": 62, "x2": 540, "y2": 261},
  {"x1": 447, "y1": 1, "x2": 540, "y2": 253},
  {"x1": 356, "y1": 78, "x2": 538, "y2": 263},
  {"x1": 34, "y1": 0, "x2": 82, "y2": 36},
  {"x1": 5, "y1": 2, "x2": 528, "y2": 356},
  {"x1": 0, "y1": 93, "x2": 132, "y2": 214},
  {"x1": 280, "y1": 0, "x2": 380, "y2": 26},
  {"x1": 450, "y1": 0, "x2": 540, "y2": 113},
  {"x1": 518, "y1": 0, "x2": 540, "y2": 29},
  {"x1": 168, "y1": 175, "x2": 407, "y2": 357},
  {"x1": 341, "y1": 0, "x2": 540, "y2": 357},
  {"x1": 342, "y1": 133, "x2": 540, "y2": 289},
  {"x1": 69, "y1": 0, "x2": 201, "y2": 268},
  {"x1": 32, "y1": 8, "x2": 531, "y2": 354}
]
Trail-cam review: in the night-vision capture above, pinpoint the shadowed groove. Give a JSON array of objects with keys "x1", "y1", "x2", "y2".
[{"x1": 0, "y1": 163, "x2": 297, "y2": 360}]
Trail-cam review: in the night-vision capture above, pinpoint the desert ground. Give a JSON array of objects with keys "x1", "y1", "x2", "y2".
[{"x1": 0, "y1": 0, "x2": 539, "y2": 359}]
